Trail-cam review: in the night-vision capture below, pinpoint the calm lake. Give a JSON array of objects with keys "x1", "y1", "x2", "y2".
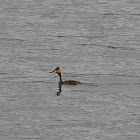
[{"x1": 0, "y1": 0, "x2": 140, "y2": 139}]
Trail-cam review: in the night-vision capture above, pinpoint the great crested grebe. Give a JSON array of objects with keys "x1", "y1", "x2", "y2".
[{"x1": 50, "y1": 67, "x2": 82, "y2": 85}]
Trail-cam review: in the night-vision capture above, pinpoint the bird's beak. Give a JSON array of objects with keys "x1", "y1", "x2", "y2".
[
  {"x1": 50, "y1": 70, "x2": 55, "y2": 73},
  {"x1": 50, "y1": 67, "x2": 59, "y2": 73},
  {"x1": 50, "y1": 68, "x2": 56, "y2": 73}
]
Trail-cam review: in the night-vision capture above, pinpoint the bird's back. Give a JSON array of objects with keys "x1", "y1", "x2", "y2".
[{"x1": 63, "y1": 80, "x2": 82, "y2": 85}]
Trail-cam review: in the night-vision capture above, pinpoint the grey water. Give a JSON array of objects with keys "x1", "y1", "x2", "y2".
[{"x1": 0, "y1": 0, "x2": 140, "y2": 139}]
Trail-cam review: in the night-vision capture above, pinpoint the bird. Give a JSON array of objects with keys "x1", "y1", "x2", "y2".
[{"x1": 50, "y1": 67, "x2": 82, "y2": 85}]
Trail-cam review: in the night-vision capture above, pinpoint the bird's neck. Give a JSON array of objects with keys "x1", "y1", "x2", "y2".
[{"x1": 58, "y1": 73, "x2": 63, "y2": 84}]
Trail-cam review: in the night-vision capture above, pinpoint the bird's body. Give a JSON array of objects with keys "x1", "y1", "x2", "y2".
[
  {"x1": 62, "y1": 80, "x2": 82, "y2": 85},
  {"x1": 50, "y1": 67, "x2": 82, "y2": 85}
]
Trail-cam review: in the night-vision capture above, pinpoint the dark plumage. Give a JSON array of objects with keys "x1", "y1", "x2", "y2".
[{"x1": 50, "y1": 67, "x2": 82, "y2": 85}]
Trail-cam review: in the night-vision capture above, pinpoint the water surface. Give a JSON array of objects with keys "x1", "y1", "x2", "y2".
[{"x1": 0, "y1": 0, "x2": 140, "y2": 139}]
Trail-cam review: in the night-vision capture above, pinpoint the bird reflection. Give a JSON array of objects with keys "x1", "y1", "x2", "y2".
[{"x1": 56, "y1": 83, "x2": 61, "y2": 96}]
